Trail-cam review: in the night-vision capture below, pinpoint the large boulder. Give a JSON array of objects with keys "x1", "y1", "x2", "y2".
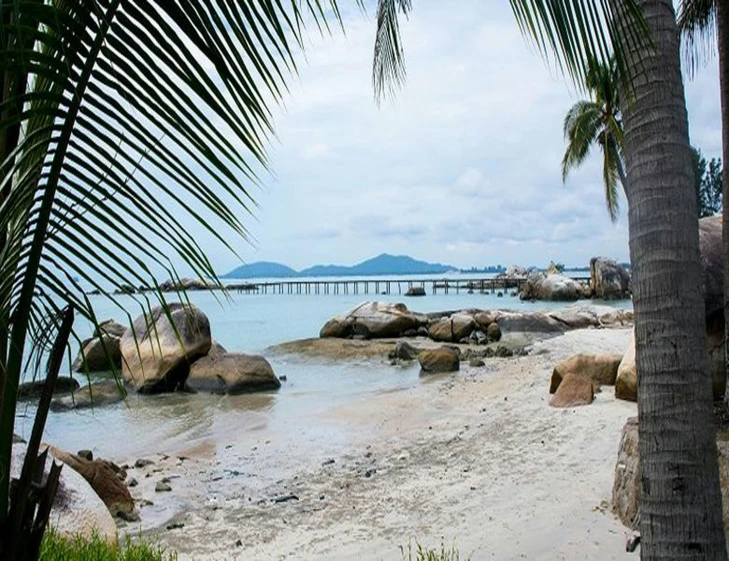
[
  {"x1": 319, "y1": 302, "x2": 425, "y2": 339},
  {"x1": 550, "y1": 353, "x2": 623, "y2": 393},
  {"x1": 520, "y1": 271, "x2": 584, "y2": 301},
  {"x1": 589, "y1": 257, "x2": 630, "y2": 300},
  {"x1": 120, "y1": 304, "x2": 212, "y2": 393},
  {"x1": 504, "y1": 265, "x2": 528, "y2": 278},
  {"x1": 494, "y1": 311, "x2": 564, "y2": 334},
  {"x1": 428, "y1": 313, "x2": 476, "y2": 343},
  {"x1": 94, "y1": 319, "x2": 127, "y2": 339},
  {"x1": 418, "y1": 347, "x2": 460, "y2": 373},
  {"x1": 73, "y1": 334, "x2": 122, "y2": 372},
  {"x1": 187, "y1": 345, "x2": 281, "y2": 394},
  {"x1": 51, "y1": 381, "x2": 125, "y2": 412},
  {"x1": 549, "y1": 373, "x2": 594, "y2": 408},
  {"x1": 11, "y1": 443, "x2": 117, "y2": 543},
  {"x1": 49, "y1": 447, "x2": 135, "y2": 518}
]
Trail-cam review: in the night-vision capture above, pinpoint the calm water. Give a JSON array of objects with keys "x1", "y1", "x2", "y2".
[{"x1": 14, "y1": 276, "x2": 631, "y2": 461}]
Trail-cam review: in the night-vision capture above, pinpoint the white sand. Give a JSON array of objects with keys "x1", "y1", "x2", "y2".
[{"x1": 121, "y1": 327, "x2": 636, "y2": 560}]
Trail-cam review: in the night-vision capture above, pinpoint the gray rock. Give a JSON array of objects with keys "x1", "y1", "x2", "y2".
[
  {"x1": 187, "y1": 350, "x2": 281, "y2": 394},
  {"x1": 73, "y1": 334, "x2": 122, "y2": 372},
  {"x1": 589, "y1": 257, "x2": 630, "y2": 300},
  {"x1": 51, "y1": 381, "x2": 125, "y2": 412},
  {"x1": 18, "y1": 376, "x2": 79, "y2": 400},
  {"x1": 393, "y1": 340, "x2": 419, "y2": 361},
  {"x1": 121, "y1": 303, "x2": 211, "y2": 393}
]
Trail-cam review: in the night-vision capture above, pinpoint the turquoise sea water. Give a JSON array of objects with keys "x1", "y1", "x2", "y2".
[{"x1": 14, "y1": 275, "x2": 631, "y2": 462}]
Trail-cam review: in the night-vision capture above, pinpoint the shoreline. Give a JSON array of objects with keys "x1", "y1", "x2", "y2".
[{"x1": 118, "y1": 326, "x2": 636, "y2": 560}]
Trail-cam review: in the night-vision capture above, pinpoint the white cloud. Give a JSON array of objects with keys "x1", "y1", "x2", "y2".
[{"x1": 199, "y1": 2, "x2": 722, "y2": 273}]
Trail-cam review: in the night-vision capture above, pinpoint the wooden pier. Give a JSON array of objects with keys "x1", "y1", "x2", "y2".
[{"x1": 227, "y1": 277, "x2": 591, "y2": 296}]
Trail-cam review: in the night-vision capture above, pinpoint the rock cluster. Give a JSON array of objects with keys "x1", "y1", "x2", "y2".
[
  {"x1": 548, "y1": 352, "x2": 623, "y2": 408},
  {"x1": 519, "y1": 271, "x2": 585, "y2": 301}
]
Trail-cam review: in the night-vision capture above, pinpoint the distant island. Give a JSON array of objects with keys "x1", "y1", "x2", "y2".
[{"x1": 222, "y1": 253, "x2": 464, "y2": 279}]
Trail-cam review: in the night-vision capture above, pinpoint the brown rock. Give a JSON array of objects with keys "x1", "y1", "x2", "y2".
[
  {"x1": 550, "y1": 353, "x2": 623, "y2": 393},
  {"x1": 486, "y1": 322, "x2": 501, "y2": 342},
  {"x1": 473, "y1": 311, "x2": 499, "y2": 330},
  {"x1": 18, "y1": 376, "x2": 79, "y2": 400},
  {"x1": 51, "y1": 381, "x2": 126, "y2": 412},
  {"x1": 615, "y1": 329, "x2": 637, "y2": 402},
  {"x1": 428, "y1": 313, "x2": 476, "y2": 343},
  {"x1": 49, "y1": 447, "x2": 135, "y2": 518},
  {"x1": 320, "y1": 302, "x2": 424, "y2": 339},
  {"x1": 188, "y1": 351, "x2": 281, "y2": 394},
  {"x1": 549, "y1": 373, "x2": 594, "y2": 408},
  {"x1": 73, "y1": 334, "x2": 122, "y2": 372},
  {"x1": 120, "y1": 303, "x2": 211, "y2": 393},
  {"x1": 418, "y1": 347, "x2": 460, "y2": 373}
]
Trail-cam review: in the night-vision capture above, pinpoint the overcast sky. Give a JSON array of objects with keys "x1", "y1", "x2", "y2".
[{"x1": 207, "y1": 1, "x2": 722, "y2": 274}]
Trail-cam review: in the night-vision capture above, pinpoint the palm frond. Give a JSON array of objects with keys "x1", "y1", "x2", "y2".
[
  {"x1": 0, "y1": 0, "x2": 344, "y2": 519},
  {"x1": 677, "y1": 0, "x2": 716, "y2": 77},
  {"x1": 509, "y1": 0, "x2": 650, "y2": 94},
  {"x1": 372, "y1": 0, "x2": 412, "y2": 103},
  {"x1": 561, "y1": 100, "x2": 602, "y2": 181},
  {"x1": 602, "y1": 133, "x2": 622, "y2": 221}
]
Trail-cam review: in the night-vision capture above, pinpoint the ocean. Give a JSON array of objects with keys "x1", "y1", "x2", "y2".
[{"x1": 14, "y1": 275, "x2": 632, "y2": 463}]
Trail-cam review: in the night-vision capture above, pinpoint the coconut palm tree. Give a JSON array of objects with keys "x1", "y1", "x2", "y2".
[
  {"x1": 0, "y1": 1, "x2": 346, "y2": 557},
  {"x1": 678, "y1": 0, "x2": 729, "y2": 416},
  {"x1": 374, "y1": 1, "x2": 726, "y2": 558},
  {"x1": 561, "y1": 55, "x2": 625, "y2": 221}
]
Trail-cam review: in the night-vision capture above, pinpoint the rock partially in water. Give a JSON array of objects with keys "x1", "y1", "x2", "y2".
[
  {"x1": 320, "y1": 301, "x2": 426, "y2": 340},
  {"x1": 18, "y1": 376, "x2": 79, "y2": 400},
  {"x1": 405, "y1": 286, "x2": 426, "y2": 297},
  {"x1": 187, "y1": 349, "x2": 281, "y2": 394},
  {"x1": 73, "y1": 334, "x2": 122, "y2": 372},
  {"x1": 520, "y1": 271, "x2": 584, "y2": 301},
  {"x1": 392, "y1": 340, "x2": 419, "y2": 361},
  {"x1": 94, "y1": 319, "x2": 127, "y2": 339},
  {"x1": 50, "y1": 381, "x2": 125, "y2": 412},
  {"x1": 121, "y1": 303, "x2": 211, "y2": 393}
]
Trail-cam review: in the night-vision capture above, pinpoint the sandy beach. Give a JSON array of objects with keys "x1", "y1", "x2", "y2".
[{"x1": 116, "y1": 326, "x2": 637, "y2": 560}]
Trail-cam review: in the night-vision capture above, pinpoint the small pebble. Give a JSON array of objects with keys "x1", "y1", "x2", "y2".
[
  {"x1": 155, "y1": 481, "x2": 172, "y2": 492},
  {"x1": 128, "y1": 478, "x2": 138, "y2": 488},
  {"x1": 135, "y1": 458, "x2": 154, "y2": 468}
]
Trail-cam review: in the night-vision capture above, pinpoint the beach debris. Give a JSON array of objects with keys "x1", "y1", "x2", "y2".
[
  {"x1": 155, "y1": 481, "x2": 172, "y2": 492},
  {"x1": 272, "y1": 494, "x2": 299, "y2": 503},
  {"x1": 322, "y1": 459, "x2": 336, "y2": 466}
]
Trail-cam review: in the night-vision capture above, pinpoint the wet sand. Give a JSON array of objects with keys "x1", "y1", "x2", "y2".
[{"x1": 119, "y1": 327, "x2": 636, "y2": 560}]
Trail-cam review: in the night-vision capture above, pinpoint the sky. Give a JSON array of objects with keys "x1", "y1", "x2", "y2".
[{"x1": 202, "y1": 1, "x2": 722, "y2": 274}]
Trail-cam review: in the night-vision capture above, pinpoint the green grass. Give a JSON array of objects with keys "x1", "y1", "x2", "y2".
[
  {"x1": 400, "y1": 540, "x2": 471, "y2": 561},
  {"x1": 40, "y1": 529, "x2": 177, "y2": 561}
]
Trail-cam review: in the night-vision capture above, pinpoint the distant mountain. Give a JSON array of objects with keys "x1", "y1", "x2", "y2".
[
  {"x1": 221, "y1": 261, "x2": 297, "y2": 279},
  {"x1": 299, "y1": 254, "x2": 454, "y2": 277},
  {"x1": 222, "y1": 254, "x2": 455, "y2": 279}
]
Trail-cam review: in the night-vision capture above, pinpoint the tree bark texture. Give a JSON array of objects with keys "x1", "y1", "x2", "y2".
[{"x1": 615, "y1": 0, "x2": 727, "y2": 558}]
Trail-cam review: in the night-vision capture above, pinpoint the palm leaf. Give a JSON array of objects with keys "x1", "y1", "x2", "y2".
[
  {"x1": 0, "y1": 0, "x2": 344, "y2": 523},
  {"x1": 677, "y1": 0, "x2": 716, "y2": 77}
]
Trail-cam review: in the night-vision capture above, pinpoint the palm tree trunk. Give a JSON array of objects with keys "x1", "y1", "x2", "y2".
[
  {"x1": 613, "y1": 0, "x2": 727, "y2": 558},
  {"x1": 717, "y1": 0, "x2": 729, "y2": 417}
]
